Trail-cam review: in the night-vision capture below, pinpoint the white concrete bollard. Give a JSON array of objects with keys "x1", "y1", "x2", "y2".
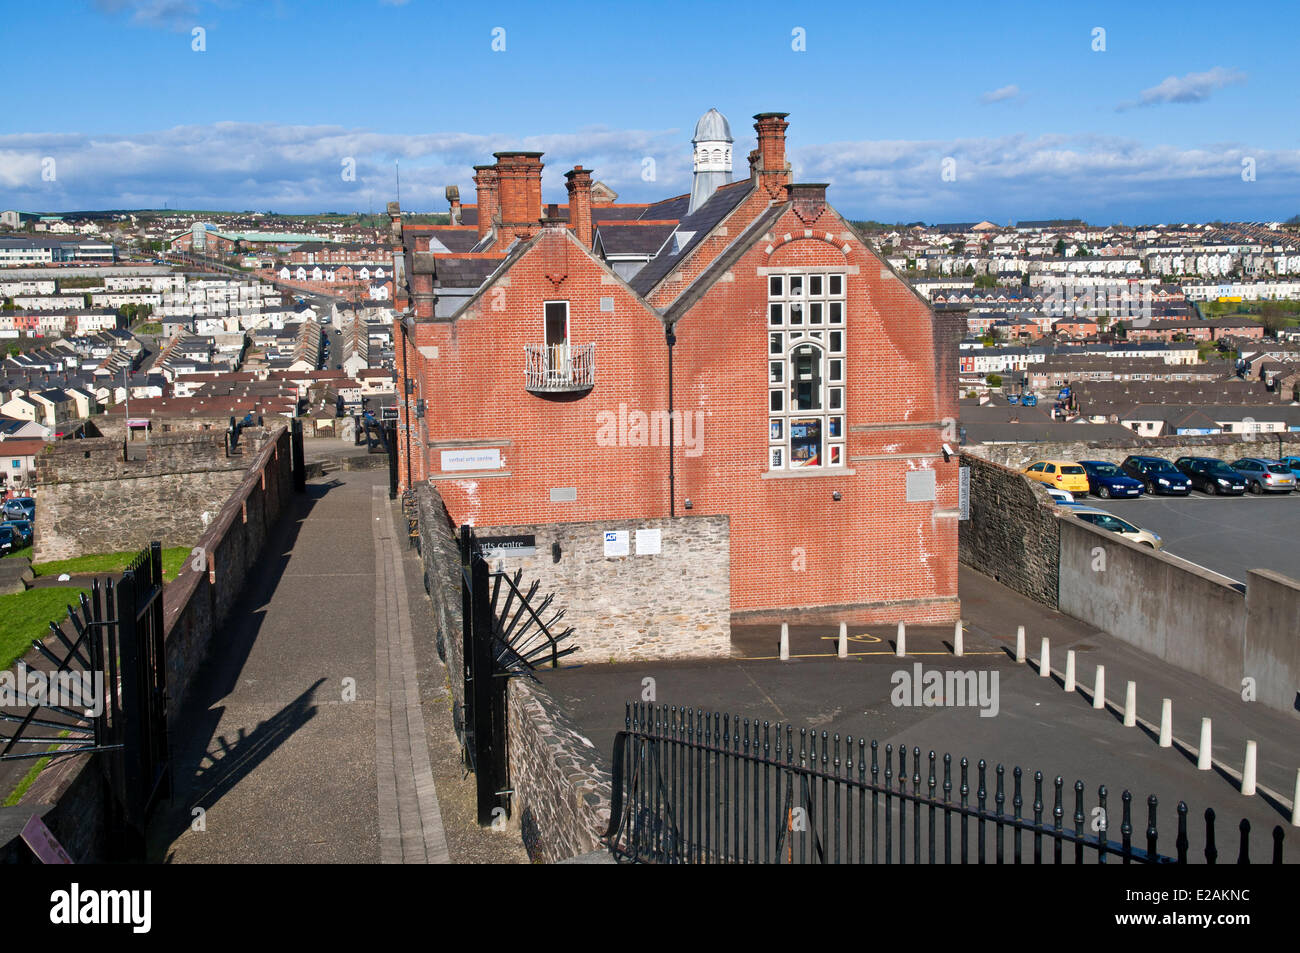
[
  {"x1": 1241, "y1": 741, "x2": 1257, "y2": 796},
  {"x1": 837, "y1": 622, "x2": 848, "y2": 659},
  {"x1": 1159, "y1": 699, "x2": 1172, "y2": 747},
  {"x1": 1063, "y1": 650, "x2": 1076, "y2": 692},
  {"x1": 896, "y1": 622, "x2": 906, "y2": 657},
  {"x1": 953, "y1": 620, "x2": 963, "y2": 658},
  {"x1": 1092, "y1": 665, "x2": 1105, "y2": 710},
  {"x1": 1124, "y1": 681, "x2": 1137, "y2": 727},
  {"x1": 1197, "y1": 718, "x2": 1212, "y2": 770},
  {"x1": 780, "y1": 623, "x2": 790, "y2": 661},
  {"x1": 1039, "y1": 637, "x2": 1051, "y2": 677},
  {"x1": 1292, "y1": 770, "x2": 1300, "y2": 827},
  {"x1": 1015, "y1": 625, "x2": 1025, "y2": 663}
]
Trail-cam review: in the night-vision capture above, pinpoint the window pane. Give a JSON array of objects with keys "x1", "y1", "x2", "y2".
[
  {"x1": 830, "y1": 331, "x2": 843, "y2": 352},
  {"x1": 770, "y1": 390, "x2": 783, "y2": 412},
  {"x1": 788, "y1": 303, "x2": 803, "y2": 325},
  {"x1": 789, "y1": 418, "x2": 822, "y2": 467},
  {"x1": 829, "y1": 388, "x2": 842, "y2": 410},
  {"x1": 829, "y1": 302, "x2": 843, "y2": 323},
  {"x1": 830, "y1": 444, "x2": 842, "y2": 467},
  {"x1": 829, "y1": 275, "x2": 843, "y2": 295},
  {"x1": 770, "y1": 447, "x2": 783, "y2": 469},
  {"x1": 770, "y1": 418, "x2": 783, "y2": 441},
  {"x1": 769, "y1": 275, "x2": 783, "y2": 297},
  {"x1": 789, "y1": 275, "x2": 803, "y2": 296},
  {"x1": 829, "y1": 359, "x2": 842, "y2": 382},
  {"x1": 769, "y1": 361, "x2": 783, "y2": 384},
  {"x1": 809, "y1": 275, "x2": 823, "y2": 296},
  {"x1": 810, "y1": 302, "x2": 823, "y2": 324},
  {"x1": 792, "y1": 345, "x2": 822, "y2": 411},
  {"x1": 770, "y1": 332, "x2": 783, "y2": 354},
  {"x1": 770, "y1": 303, "x2": 783, "y2": 325},
  {"x1": 829, "y1": 416, "x2": 842, "y2": 438}
]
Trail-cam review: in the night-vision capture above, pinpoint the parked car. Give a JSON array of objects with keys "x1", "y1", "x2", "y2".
[
  {"x1": 1078, "y1": 460, "x2": 1144, "y2": 499},
  {"x1": 1044, "y1": 486, "x2": 1076, "y2": 505},
  {"x1": 1068, "y1": 506, "x2": 1163, "y2": 549},
  {"x1": 0, "y1": 526, "x2": 14, "y2": 556},
  {"x1": 1174, "y1": 457, "x2": 1247, "y2": 495},
  {"x1": 1279, "y1": 455, "x2": 1300, "y2": 481},
  {"x1": 0, "y1": 519, "x2": 32, "y2": 545},
  {"x1": 1118, "y1": 456, "x2": 1191, "y2": 495},
  {"x1": 2, "y1": 497, "x2": 35, "y2": 520},
  {"x1": 1023, "y1": 460, "x2": 1090, "y2": 495},
  {"x1": 1229, "y1": 458, "x2": 1297, "y2": 494}
]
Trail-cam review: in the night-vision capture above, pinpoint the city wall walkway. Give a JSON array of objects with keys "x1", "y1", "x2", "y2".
[{"x1": 149, "y1": 467, "x2": 449, "y2": 863}]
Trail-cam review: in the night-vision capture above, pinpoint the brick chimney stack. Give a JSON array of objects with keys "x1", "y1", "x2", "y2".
[
  {"x1": 753, "y1": 112, "x2": 791, "y2": 200},
  {"x1": 565, "y1": 165, "x2": 593, "y2": 248},
  {"x1": 494, "y1": 151, "x2": 545, "y2": 238},
  {"x1": 473, "y1": 165, "x2": 499, "y2": 240}
]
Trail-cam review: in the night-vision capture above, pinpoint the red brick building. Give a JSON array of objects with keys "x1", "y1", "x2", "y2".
[{"x1": 393, "y1": 111, "x2": 961, "y2": 623}]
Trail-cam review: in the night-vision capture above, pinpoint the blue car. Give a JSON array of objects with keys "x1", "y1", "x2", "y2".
[
  {"x1": 0, "y1": 519, "x2": 32, "y2": 545},
  {"x1": 1079, "y1": 460, "x2": 1144, "y2": 499},
  {"x1": 1281, "y1": 456, "x2": 1300, "y2": 481},
  {"x1": 1119, "y1": 455, "x2": 1192, "y2": 496}
]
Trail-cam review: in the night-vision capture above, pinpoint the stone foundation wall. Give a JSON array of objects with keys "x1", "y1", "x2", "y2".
[
  {"x1": 507, "y1": 679, "x2": 612, "y2": 862},
  {"x1": 32, "y1": 428, "x2": 278, "y2": 563},
  {"x1": 958, "y1": 453, "x2": 1060, "y2": 607},
  {"x1": 965, "y1": 432, "x2": 1300, "y2": 472},
  {"x1": 472, "y1": 516, "x2": 730, "y2": 662}
]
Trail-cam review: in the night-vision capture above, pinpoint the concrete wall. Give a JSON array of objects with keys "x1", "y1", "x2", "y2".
[
  {"x1": 1058, "y1": 518, "x2": 1246, "y2": 694},
  {"x1": 473, "y1": 516, "x2": 730, "y2": 662},
  {"x1": 1244, "y1": 570, "x2": 1300, "y2": 714},
  {"x1": 958, "y1": 452, "x2": 1060, "y2": 606},
  {"x1": 33, "y1": 428, "x2": 278, "y2": 562},
  {"x1": 966, "y1": 432, "x2": 1300, "y2": 471}
]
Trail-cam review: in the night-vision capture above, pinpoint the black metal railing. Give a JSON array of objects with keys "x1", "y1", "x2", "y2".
[{"x1": 605, "y1": 703, "x2": 1287, "y2": 865}]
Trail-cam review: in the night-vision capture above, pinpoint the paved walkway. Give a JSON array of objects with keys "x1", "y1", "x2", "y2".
[{"x1": 150, "y1": 468, "x2": 449, "y2": 863}]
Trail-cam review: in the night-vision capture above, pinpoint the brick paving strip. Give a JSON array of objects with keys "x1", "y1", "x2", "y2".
[{"x1": 372, "y1": 485, "x2": 450, "y2": 863}]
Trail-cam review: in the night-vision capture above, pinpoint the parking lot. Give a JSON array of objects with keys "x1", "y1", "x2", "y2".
[{"x1": 1075, "y1": 491, "x2": 1297, "y2": 585}]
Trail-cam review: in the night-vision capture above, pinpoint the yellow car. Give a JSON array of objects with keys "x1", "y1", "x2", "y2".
[{"x1": 1024, "y1": 460, "x2": 1090, "y2": 495}]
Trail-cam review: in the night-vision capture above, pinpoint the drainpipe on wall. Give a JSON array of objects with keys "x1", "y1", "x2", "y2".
[{"x1": 666, "y1": 325, "x2": 676, "y2": 518}]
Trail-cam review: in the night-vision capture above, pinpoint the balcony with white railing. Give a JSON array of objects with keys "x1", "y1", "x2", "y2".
[{"x1": 524, "y1": 342, "x2": 596, "y2": 394}]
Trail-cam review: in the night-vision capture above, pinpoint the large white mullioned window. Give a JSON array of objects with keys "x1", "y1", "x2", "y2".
[{"x1": 767, "y1": 272, "x2": 846, "y2": 469}]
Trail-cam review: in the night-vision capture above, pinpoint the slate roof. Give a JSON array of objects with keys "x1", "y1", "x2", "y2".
[
  {"x1": 638, "y1": 193, "x2": 691, "y2": 222},
  {"x1": 434, "y1": 257, "x2": 506, "y2": 289},
  {"x1": 629, "y1": 179, "x2": 755, "y2": 297},
  {"x1": 595, "y1": 223, "x2": 677, "y2": 256},
  {"x1": 424, "y1": 228, "x2": 482, "y2": 254}
]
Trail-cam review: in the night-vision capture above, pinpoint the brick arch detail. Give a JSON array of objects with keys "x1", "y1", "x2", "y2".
[{"x1": 763, "y1": 232, "x2": 853, "y2": 257}]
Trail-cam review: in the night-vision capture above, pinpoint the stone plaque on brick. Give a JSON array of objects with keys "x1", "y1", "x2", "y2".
[
  {"x1": 549, "y1": 487, "x2": 577, "y2": 502},
  {"x1": 440, "y1": 447, "x2": 501, "y2": 471},
  {"x1": 959, "y1": 466, "x2": 970, "y2": 520},
  {"x1": 906, "y1": 469, "x2": 936, "y2": 502}
]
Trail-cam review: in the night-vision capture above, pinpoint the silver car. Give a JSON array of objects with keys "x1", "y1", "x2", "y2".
[
  {"x1": 1229, "y1": 458, "x2": 1296, "y2": 494},
  {"x1": 1067, "y1": 506, "x2": 1163, "y2": 549}
]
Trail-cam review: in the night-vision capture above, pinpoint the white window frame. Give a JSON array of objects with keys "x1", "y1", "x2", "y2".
[{"x1": 767, "y1": 272, "x2": 846, "y2": 469}]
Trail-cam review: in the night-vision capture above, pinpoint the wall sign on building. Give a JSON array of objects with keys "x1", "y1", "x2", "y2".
[
  {"x1": 479, "y1": 534, "x2": 536, "y2": 558},
  {"x1": 635, "y1": 528, "x2": 661, "y2": 555},
  {"x1": 959, "y1": 466, "x2": 970, "y2": 520},
  {"x1": 440, "y1": 447, "x2": 502, "y2": 472},
  {"x1": 603, "y1": 530, "x2": 629, "y2": 558}
]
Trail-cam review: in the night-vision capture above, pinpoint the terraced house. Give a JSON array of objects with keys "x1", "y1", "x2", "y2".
[{"x1": 392, "y1": 110, "x2": 961, "y2": 625}]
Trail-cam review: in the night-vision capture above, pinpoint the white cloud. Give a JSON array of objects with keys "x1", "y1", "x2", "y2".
[
  {"x1": 1119, "y1": 66, "x2": 1246, "y2": 110},
  {"x1": 0, "y1": 122, "x2": 1295, "y2": 223},
  {"x1": 979, "y1": 84, "x2": 1021, "y2": 104}
]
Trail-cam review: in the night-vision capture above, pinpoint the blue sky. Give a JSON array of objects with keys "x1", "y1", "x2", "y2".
[{"x1": 2, "y1": 0, "x2": 1297, "y2": 223}]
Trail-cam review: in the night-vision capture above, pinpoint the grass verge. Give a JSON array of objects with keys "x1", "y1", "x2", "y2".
[
  {"x1": 30, "y1": 546, "x2": 190, "y2": 582},
  {"x1": 0, "y1": 588, "x2": 90, "y2": 672}
]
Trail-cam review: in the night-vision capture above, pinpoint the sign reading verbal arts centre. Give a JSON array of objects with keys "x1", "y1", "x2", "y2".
[{"x1": 440, "y1": 447, "x2": 503, "y2": 472}]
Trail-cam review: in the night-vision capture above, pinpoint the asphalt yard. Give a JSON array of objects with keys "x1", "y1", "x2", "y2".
[
  {"x1": 1077, "y1": 490, "x2": 1299, "y2": 584},
  {"x1": 537, "y1": 564, "x2": 1300, "y2": 862}
]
